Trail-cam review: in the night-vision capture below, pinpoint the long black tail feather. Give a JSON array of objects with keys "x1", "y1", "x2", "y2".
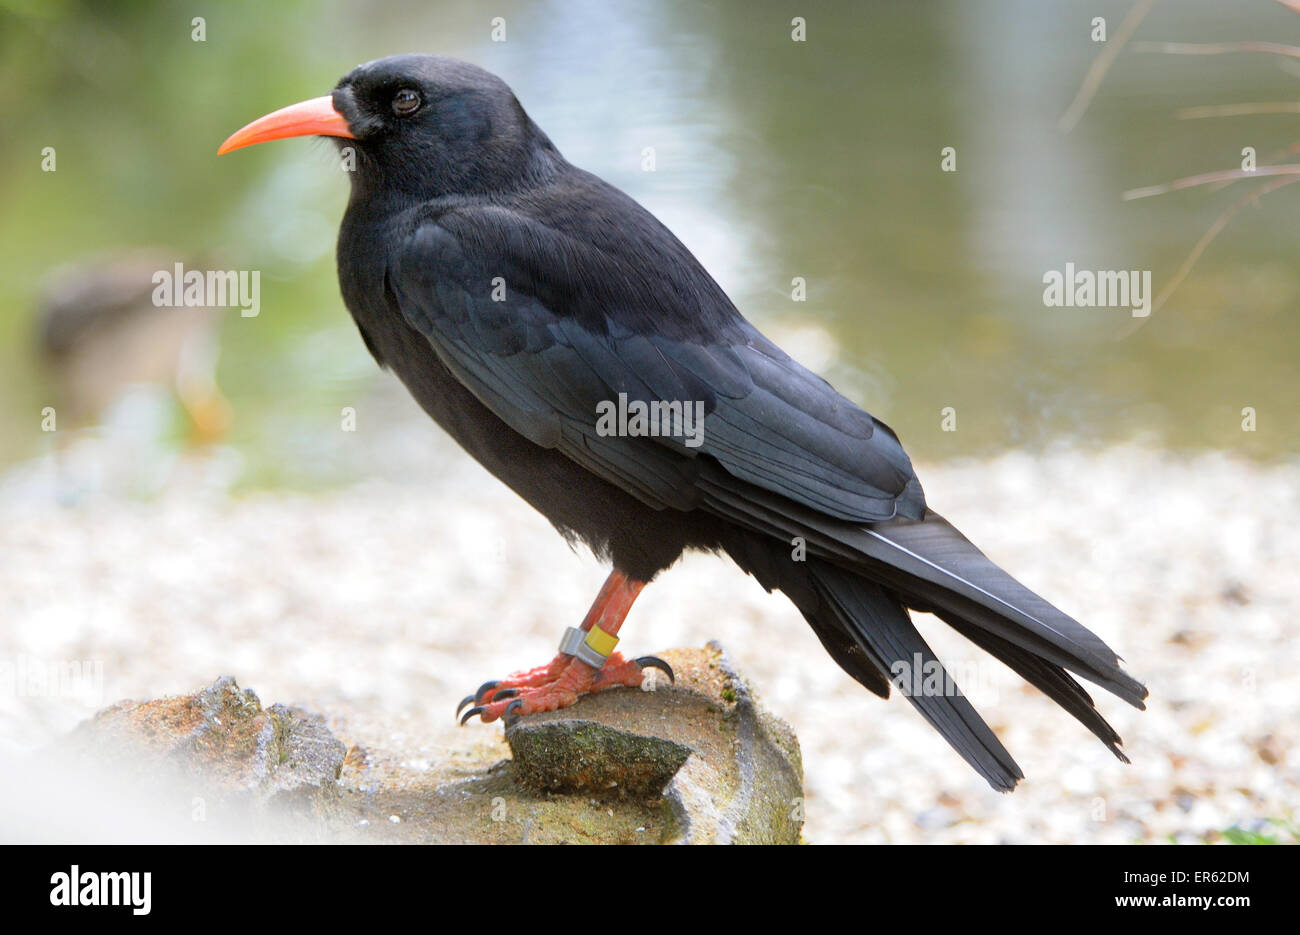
[
  {"x1": 709, "y1": 466, "x2": 1146, "y2": 789},
  {"x1": 807, "y1": 560, "x2": 1024, "y2": 791},
  {"x1": 935, "y1": 610, "x2": 1131, "y2": 763}
]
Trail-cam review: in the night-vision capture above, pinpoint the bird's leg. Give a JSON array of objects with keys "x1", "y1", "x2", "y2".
[{"x1": 457, "y1": 569, "x2": 673, "y2": 724}]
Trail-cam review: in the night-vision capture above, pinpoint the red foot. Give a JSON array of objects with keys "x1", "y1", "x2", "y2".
[
  {"x1": 458, "y1": 652, "x2": 670, "y2": 724},
  {"x1": 481, "y1": 652, "x2": 572, "y2": 694},
  {"x1": 457, "y1": 569, "x2": 671, "y2": 725}
]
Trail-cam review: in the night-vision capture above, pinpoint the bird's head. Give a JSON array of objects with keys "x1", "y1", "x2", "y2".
[{"x1": 219, "y1": 54, "x2": 558, "y2": 201}]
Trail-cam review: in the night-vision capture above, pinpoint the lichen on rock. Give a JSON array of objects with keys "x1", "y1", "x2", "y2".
[{"x1": 51, "y1": 645, "x2": 803, "y2": 844}]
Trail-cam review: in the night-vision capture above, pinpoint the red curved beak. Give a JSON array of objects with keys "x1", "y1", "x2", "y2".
[{"x1": 218, "y1": 95, "x2": 356, "y2": 155}]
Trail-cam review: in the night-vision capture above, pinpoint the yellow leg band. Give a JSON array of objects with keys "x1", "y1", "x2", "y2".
[{"x1": 584, "y1": 625, "x2": 620, "y2": 659}]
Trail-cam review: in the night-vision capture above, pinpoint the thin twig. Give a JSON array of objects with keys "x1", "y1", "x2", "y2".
[
  {"x1": 1151, "y1": 176, "x2": 1300, "y2": 315},
  {"x1": 1135, "y1": 40, "x2": 1300, "y2": 60},
  {"x1": 1118, "y1": 0, "x2": 1300, "y2": 320},
  {"x1": 1202, "y1": 141, "x2": 1300, "y2": 193},
  {"x1": 1123, "y1": 164, "x2": 1300, "y2": 200},
  {"x1": 1178, "y1": 101, "x2": 1300, "y2": 118},
  {"x1": 1059, "y1": 0, "x2": 1157, "y2": 133}
]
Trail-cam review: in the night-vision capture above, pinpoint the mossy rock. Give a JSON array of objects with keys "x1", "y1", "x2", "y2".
[{"x1": 506, "y1": 719, "x2": 692, "y2": 795}]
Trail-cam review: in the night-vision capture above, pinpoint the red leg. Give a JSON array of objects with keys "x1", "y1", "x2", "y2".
[{"x1": 457, "y1": 569, "x2": 672, "y2": 724}]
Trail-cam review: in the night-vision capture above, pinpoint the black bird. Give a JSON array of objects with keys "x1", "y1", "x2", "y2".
[{"x1": 220, "y1": 54, "x2": 1146, "y2": 790}]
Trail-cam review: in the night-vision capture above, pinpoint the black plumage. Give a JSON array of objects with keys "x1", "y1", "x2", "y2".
[{"x1": 228, "y1": 54, "x2": 1146, "y2": 790}]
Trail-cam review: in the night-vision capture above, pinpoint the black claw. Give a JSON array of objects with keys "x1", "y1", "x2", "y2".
[
  {"x1": 473, "y1": 680, "x2": 500, "y2": 705},
  {"x1": 460, "y1": 706, "x2": 485, "y2": 726},
  {"x1": 456, "y1": 694, "x2": 476, "y2": 718},
  {"x1": 492, "y1": 688, "x2": 519, "y2": 701},
  {"x1": 635, "y1": 655, "x2": 675, "y2": 684},
  {"x1": 502, "y1": 698, "x2": 524, "y2": 726}
]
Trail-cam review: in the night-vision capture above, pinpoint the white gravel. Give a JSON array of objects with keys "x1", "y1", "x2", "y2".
[{"x1": 1, "y1": 434, "x2": 1296, "y2": 844}]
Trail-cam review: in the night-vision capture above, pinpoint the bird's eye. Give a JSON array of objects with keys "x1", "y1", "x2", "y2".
[{"x1": 392, "y1": 89, "x2": 421, "y2": 117}]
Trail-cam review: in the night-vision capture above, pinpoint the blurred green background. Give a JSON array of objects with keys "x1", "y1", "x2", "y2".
[{"x1": 1, "y1": 0, "x2": 1296, "y2": 487}]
